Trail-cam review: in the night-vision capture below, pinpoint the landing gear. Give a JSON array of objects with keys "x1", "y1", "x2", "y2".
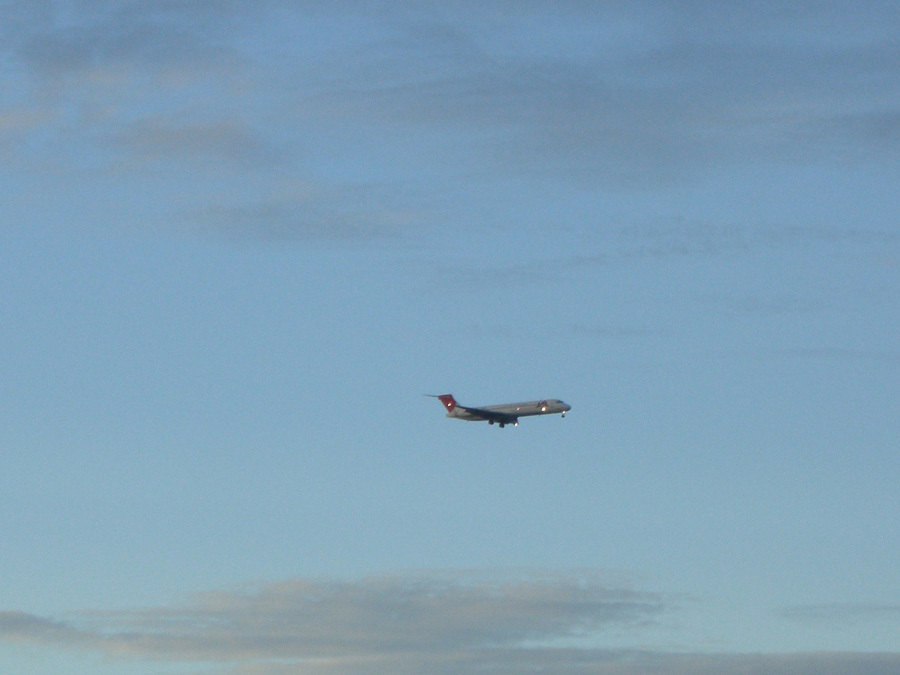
[{"x1": 499, "y1": 422, "x2": 505, "y2": 428}]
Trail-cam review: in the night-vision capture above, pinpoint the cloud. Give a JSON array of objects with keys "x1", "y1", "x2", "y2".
[
  {"x1": 0, "y1": 572, "x2": 666, "y2": 670},
  {"x1": 2, "y1": 2, "x2": 898, "y2": 241},
  {"x1": 776, "y1": 348, "x2": 900, "y2": 363},
  {"x1": 0, "y1": 106, "x2": 55, "y2": 159},
  {"x1": 9, "y1": 3, "x2": 899, "y2": 168},
  {"x1": 193, "y1": 183, "x2": 425, "y2": 242},
  {"x1": 13, "y1": 0, "x2": 245, "y2": 76},
  {"x1": 316, "y1": 2, "x2": 900, "y2": 188},
  {"x1": 104, "y1": 115, "x2": 283, "y2": 169},
  {"x1": 0, "y1": 611, "x2": 87, "y2": 645},
  {"x1": 436, "y1": 220, "x2": 900, "y2": 290},
  {"x1": 3, "y1": 573, "x2": 899, "y2": 674},
  {"x1": 221, "y1": 650, "x2": 900, "y2": 675},
  {"x1": 783, "y1": 602, "x2": 900, "y2": 623}
]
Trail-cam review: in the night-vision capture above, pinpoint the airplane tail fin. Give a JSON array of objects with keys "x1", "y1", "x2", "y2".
[{"x1": 428, "y1": 394, "x2": 457, "y2": 412}]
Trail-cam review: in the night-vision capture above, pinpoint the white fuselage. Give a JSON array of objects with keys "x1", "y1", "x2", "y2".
[
  {"x1": 449, "y1": 399, "x2": 570, "y2": 420},
  {"x1": 429, "y1": 394, "x2": 570, "y2": 427}
]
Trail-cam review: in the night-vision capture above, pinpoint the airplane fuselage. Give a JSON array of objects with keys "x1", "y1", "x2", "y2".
[{"x1": 429, "y1": 394, "x2": 570, "y2": 428}]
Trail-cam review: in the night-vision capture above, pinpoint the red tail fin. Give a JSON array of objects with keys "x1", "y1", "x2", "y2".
[{"x1": 435, "y1": 394, "x2": 456, "y2": 412}]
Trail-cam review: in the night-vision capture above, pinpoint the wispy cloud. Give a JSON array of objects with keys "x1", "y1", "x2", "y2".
[
  {"x1": 3, "y1": 2, "x2": 898, "y2": 239},
  {"x1": 784, "y1": 602, "x2": 900, "y2": 623},
  {"x1": 775, "y1": 348, "x2": 900, "y2": 363},
  {"x1": 193, "y1": 183, "x2": 425, "y2": 242},
  {"x1": 104, "y1": 115, "x2": 284, "y2": 169},
  {"x1": 0, "y1": 611, "x2": 87, "y2": 645},
  {"x1": 3, "y1": 573, "x2": 900, "y2": 673},
  {"x1": 1, "y1": 572, "x2": 667, "y2": 671},
  {"x1": 221, "y1": 650, "x2": 900, "y2": 675},
  {"x1": 7, "y1": 3, "x2": 899, "y2": 162},
  {"x1": 13, "y1": 1, "x2": 245, "y2": 76},
  {"x1": 437, "y1": 221, "x2": 900, "y2": 289}
]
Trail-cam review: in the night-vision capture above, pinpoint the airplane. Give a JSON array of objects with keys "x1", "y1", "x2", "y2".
[{"x1": 427, "y1": 394, "x2": 571, "y2": 428}]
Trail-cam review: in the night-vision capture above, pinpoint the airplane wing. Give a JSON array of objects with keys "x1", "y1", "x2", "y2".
[
  {"x1": 455, "y1": 405, "x2": 519, "y2": 425},
  {"x1": 427, "y1": 394, "x2": 521, "y2": 427}
]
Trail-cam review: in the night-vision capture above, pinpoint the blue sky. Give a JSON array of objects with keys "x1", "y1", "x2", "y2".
[{"x1": 2, "y1": 1, "x2": 899, "y2": 673}]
